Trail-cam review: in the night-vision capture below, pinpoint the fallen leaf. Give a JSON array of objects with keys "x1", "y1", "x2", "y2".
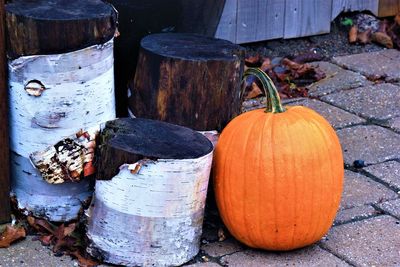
[
  {"x1": 372, "y1": 32, "x2": 393, "y2": 48},
  {"x1": 68, "y1": 250, "x2": 99, "y2": 267},
  {"x1": 357, "y1": 29, "x2": 372, "y2": 44},
  {"x1": 291, "y1": 52, "x2": 323, "y2": 64},
  {"x1": 245, "y1": 54, "x2": 261, "y2": 67},
  {"x1": 218, "y1": 228, "x2": 226, "y2": 242},
  {"x1": 349, "y1": 25, "x2": 358, "y2": 43},
  {"x1": 0, "y1": 225, "x2": 26, "y2": 248}
]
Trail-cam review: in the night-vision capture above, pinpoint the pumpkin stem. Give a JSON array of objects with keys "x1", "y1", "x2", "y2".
[{"x1": 244, "y1": 68, "x2": 285, "y2": 113}]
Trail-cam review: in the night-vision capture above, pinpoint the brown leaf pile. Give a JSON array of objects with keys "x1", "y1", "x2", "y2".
[
  {"x1": 349, "y1": 13, "x2": 400, "y2": 49},
  {"x1": 0, "y1": 225, "x2": 26, "y2": 248},
  {"x1": 243, "y1": 53, "x2": 325, "y2": 99},
  {"x1": 27, "y1": 216, "x2": 98, "y2": 267}
]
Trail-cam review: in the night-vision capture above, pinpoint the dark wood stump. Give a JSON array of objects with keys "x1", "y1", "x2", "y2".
[
  {"x1": 128, "y1": 33, "x2": 244, "y2": 131},
  {"x1": 88, "y1": 118, "x2": 213, "y2": 266},
  {"x1": 6, "y1": 0, "x2": 117, "y2": 222},
  {"x1": 6, "y1": 0, "x2": 117, "y2": 58},
  {"x1": 0, "y1": 0, "x2": 10, "y2": 223}
]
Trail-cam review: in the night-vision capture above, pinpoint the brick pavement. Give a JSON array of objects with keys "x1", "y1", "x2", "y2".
[{"x1": 1, "y1": 50, "x2": 399, "y2": 267}]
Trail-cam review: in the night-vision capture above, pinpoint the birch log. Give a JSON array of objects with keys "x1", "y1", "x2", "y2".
[
  {"x1": 128, "y1": 33, "x2": 244, "y2": 131},
  {"x1": 86, "y1": 118, "x2": 214, "y2": 266},
  {"x1": 6, "y1": 1, "x2": 117, "y2": 222}
]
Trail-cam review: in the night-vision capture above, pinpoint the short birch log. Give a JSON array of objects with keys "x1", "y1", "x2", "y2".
[
  {"x1": 6, "y1": 1, "x2": 117, "y2": 222},
  {"x1": 86, "y1": 118, "x2": 214, "y2": 266}
]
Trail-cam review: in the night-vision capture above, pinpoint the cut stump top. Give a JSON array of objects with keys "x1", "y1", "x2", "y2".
[
  {"x1": 102, "y1": 118, "x2": 213, "y2": 160},
  {"x1": 141, "y1": 33, "x2": 244, "y2": 61}
]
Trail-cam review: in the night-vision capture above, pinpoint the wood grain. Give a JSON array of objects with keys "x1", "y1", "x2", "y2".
[
  {"x1": 284, "y1": 0, "x2": 332, "y2": 39},
  {"x1": 0, "y1": 0, "x2": 10, "y2": 224},
  {"x1": 5, "y1": 0, "x2": 117, "y2": 58},
  {"x1": 378, "y1": 0, "x2": 400, "y2": 17},
  {"x1": 215, "y1": 0, "x2": 238, "y2": 42},
  {"x1": 236, "y1": 0, "x2": 284, "y2": 43},
  {"x1": 332, "y1": 0, "x2": 379, "y2": 20},
  {"x1": 129, "y1": 33, "x2": 244, "y2": 131}
]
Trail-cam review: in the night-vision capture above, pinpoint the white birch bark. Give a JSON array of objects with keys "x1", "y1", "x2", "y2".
[
  {"x1": 86, "y1": 151, "x2": 213, "y2": 267},
  {"x1": 8, "y1": 39, "x2": 115, "y2": 222}
]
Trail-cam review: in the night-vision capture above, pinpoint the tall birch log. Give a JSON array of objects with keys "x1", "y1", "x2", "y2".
[
  {"x1": 86, "y1": 118, "x2": 214, "y2": 266},
  {"x1": 6, "y1": 0, "x2": 117, "y2": 222},
  {"x1": 0, "y1": 0, "x2": 10, "y2": 223},
  {"x1": 128, "y1": 33, "x2": 244, "y2": 131}
]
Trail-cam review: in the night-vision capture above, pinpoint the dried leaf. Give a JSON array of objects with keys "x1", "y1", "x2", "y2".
[
  {"x1": 291, "y1": 52, "x2": 323, "y2": 64},
  {"x1": 260, "y1": 57, "x2": 272, "y2": 72},
  {"x1": 245, "y1": 82, "x2": 263, "y2": 99},
  {"x1": 0, "y1": 225, "x2": 26, "y2": 248},
  {"x1": 68, "y1": 250, "x2": 99, "y2": 267},
  {"x1": 372, "y1": 32, "x2": 393, "y2": 48},
  {"x1": 245, "y1": 54, "x2": 261, "y2": 67},
  {"x1": 349, "y1": 25, "x2": 358, "y2": 43},
  {"x1": 218, "y1": 228, "x2": 226, "y2": 242},
  {"x1": 39, "y1": 235, "x2": 53, "y2": 246},
  {"x1": 357, "y1": 29, "x2": 372, "y2": 44}
]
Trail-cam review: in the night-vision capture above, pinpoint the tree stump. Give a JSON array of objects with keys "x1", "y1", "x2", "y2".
[
  {"x1": 6, "y1": 0, "x2": 117, "y2": 222},
  {"x1": 128, "y1": 33, "x2": 244, "y2": 131},
  {"x1": 86, "y1": 118, "x2": 214, "y2": 266},
  {"x1": 0, "y1": 0, "x2": 10, "y2": 223}
]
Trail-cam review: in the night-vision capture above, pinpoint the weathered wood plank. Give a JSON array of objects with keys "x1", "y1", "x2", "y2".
[
  {"x1": 215, "y1": 0, "x2": 237, "y2": 42},
  {"x1": 284, "y1": 0, "x2": 332, "y2": 39},
  {"x1": 0, "y1": 0, "x2": 10, "y2": 223},
  {"x1": 236, "y1": 0, "x2": 284, "y2": 43},
  {"x1": 378, "y1": 0, "x2": 400, "y2": 17},
  {"x1": 332, "y1": 0, "x2": 379, "y2": 20}
]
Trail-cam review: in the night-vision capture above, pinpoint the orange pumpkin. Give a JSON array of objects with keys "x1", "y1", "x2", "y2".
[{"x1": 214, "y1": 68, "x2": 344, "y2": 251}]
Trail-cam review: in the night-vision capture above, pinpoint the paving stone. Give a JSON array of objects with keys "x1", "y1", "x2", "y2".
[
  {"x1": 340, "y1": 170, "x2": 398, "y2": 209},
  {"x1": 321, "y1": 83, "x2": 400, "y2": 121},
  {"x1": 334, "y1": 205, "x2": 379, "y2": 225},
  {"x1": 220, "y1": 246, "x2": 349, "y2": 267},
  {"x1": 242, "y1": 97, "x2": 305, "y2": 112},
  {"x1": 185, "y1": 262, "x2": 221, "y2": 267},
  {"x1": 320, "y1": 215, "x2": 400, "y2": 266},
  {"x1": 336, "y1": 125, "x2": 400, "y2": 165},
  {"x1": 287, "y1": 98, "x2": 365, "y2": 129},
  {"x1": 201, "y1": 238, "x2": 243, "y2": 258},
  {"x1": 308, "y1": 61, "x2": 371, "y2": 97},
  {"x1": 332, "y1": 49, "x2": 400, "y2": 82},
  {"x1": 385, "y1": 116, "x2": 400, "y2": 133},
  {"x1": 0, "y1": 237, "x2": 76, "y2": 267},
  {"x1": 377, "y1": 198, "x2": 400, "y2": 219},
  {"x1": 364, "y1": 161, "x2": 400, "y2": 191}
]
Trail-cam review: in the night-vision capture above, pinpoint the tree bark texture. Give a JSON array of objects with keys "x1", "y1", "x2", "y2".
[
  {"x1": 105, "y1": 0, "x2": 225, "y2": 117},
  {"x1": 0, "y1": 0, "x2": 10, "y2": 223},
  {"x1": 87, "y1": 118, "x2": 213, "y2": 266},
  {"x1": 128, "y1": 33, "x2": 244, "y2": 131},
  {"x1": 6, "y1": 1, "x2": 116, "y2": 221},
  {"x1": 5, "y1": 0, "x2": 117, "y2": 58}
]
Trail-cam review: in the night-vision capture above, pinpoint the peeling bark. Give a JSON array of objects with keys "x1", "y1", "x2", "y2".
[
  {"x1": 8, "y1": 40, "x2": 116, "y2": 221},
  {"x1": 86, "y1": 118, "x2": 213, "y2": 266}
]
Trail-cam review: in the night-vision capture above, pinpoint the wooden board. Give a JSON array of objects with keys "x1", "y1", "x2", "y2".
[
  {"x1": 0, "y1": 0, "x2": 10, "y2": 224},
  {"x1": 236, "y1": 0, "x2": 284, "y2": 43},
  {"x1": 378, "y1": 0, "x2": 400, "y2": 17},
  {"x1": 284, "y1": 0, "x2": 332, "y2": 39},
  {"x1": 332, "y1": 0, "x2": 379, "y2": 20},
  {"x1": 215, "y1": 0, "x2": 237, "y2": 42}
]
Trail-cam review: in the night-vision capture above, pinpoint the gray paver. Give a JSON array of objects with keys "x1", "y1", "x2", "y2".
[
  {"x1": 287, "y1": 98, "x2": 365, "y2": 129},
  {"x1": 334, "y1": 205, "x2": 379, "y2": 225},
  {"x1": 377, "y1": 198, "x2": 400, "y2": 219},
  {"x1": 336, "y1": 125, "x2": 400, "y2": 165},
  {"x1": 385, "y1": 116, "x2": 400, "y2": 133},
  {"x1": 308, "y1": 61, "x2": 371, "y2": 97},
  {"x1": 332, "y1": 49, "x2": 400, "y2": 82},
  {"x1": 0, "y1": 237, "x2": 76, "y2": 267},
  {"x1": 220, "y1": 246, "x2": 350, "y2": 267},
  {"x1": 340, "y1": 170, "x2": 398, "y2": 209},
  {"x1": 186, "y1": 262, "x2": 221, "y2": 267},
  {"x1": 321, "y1": 83, "x2": 400, "y2": 121},
  {"x1": 201, "y1": 238, "x2": 243, "y2": 258},
  {"x1": 364, "y1": 161, "x2": 400, "y2": 191},
  {"x1": 320, "y1": 215, "x2": 400, "y2": 266}
]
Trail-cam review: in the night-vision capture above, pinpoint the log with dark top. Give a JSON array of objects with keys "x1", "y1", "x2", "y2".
[
  {"x1": 5, "y1": 0, "x2": 117, "y2": 58},
  {"x1": 129, "y1": 33, "x2": 244, "y2": 131},
  {"x1": 88, "y1": 118, "x2": 214, "y2": 266},
  {"x1": 0, "y1": 0, "x2": 10, "y2": 223}
]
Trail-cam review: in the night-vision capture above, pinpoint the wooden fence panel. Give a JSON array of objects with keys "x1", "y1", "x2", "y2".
[
  {"x1": 332, "y1": 0, "x2": 379, "y2": 19},
  {"x1": 236, "y1": 0, "x2": 285, "y2": 43},
  {"x1": 284, "y1": 0, "x2": 332, "y2": 39},
  {"x1": 215, "y1": 0, "x2": 237, "y2": 42},
  {"x1": 378, "y1": 0, "x2": 400, "y2": 16}
]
